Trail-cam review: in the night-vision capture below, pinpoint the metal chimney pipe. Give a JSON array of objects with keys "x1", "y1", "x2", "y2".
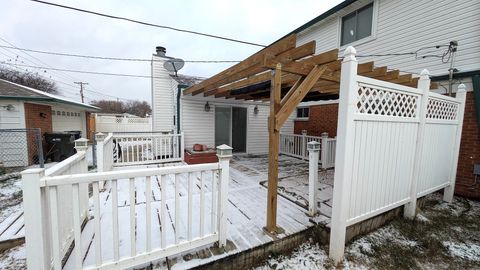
[{"x1": 156, "y1": 46, "x2": 166, "y2": 57}]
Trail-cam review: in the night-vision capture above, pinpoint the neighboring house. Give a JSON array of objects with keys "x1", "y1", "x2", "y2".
[
  {"x1": 0, "y1": 79, "x2": 99, "y2": 166},
  {"x1": 281, "y1": 0, "x2": 480, "y2": 198},
  {"x1": 151, "y1": 47, "x2": 295, "y2": 154}
]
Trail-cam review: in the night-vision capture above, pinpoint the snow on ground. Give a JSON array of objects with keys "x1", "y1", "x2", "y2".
[
  {"x1": 0, "y1": 175, "x2": 23, "y2": 223},
  {"x1": 0, "y1": 243, "x2": 26, "y2": 270},
  {"x1": 256, "y1": 193, "x2": 480, "y2": 270}
]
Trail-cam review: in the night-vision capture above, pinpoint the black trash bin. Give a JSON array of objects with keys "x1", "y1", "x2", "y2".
[
  {"x1": 44, "y1": 132, "x2": 76, "y2": 162},
  {"x1": 65, "y1": 130, "x2": 82, "y2": 140}
]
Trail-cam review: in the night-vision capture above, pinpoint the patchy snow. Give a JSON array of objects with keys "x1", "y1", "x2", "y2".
[
  {"x1": 0, "y1": 176, "x2": 23, "y2": 223},
  {"x1": 256, "y1": 241, "x2": 330, "y2": 270},
  {"x1": 442, "y1": 241, "x2": 480, "y2": 262},
  {"x1": 0, "y1": 243, "x2": 26, "y2": 270},
  {"x1": 415, "y1": 213, "x2": 431, "y2": 224}
]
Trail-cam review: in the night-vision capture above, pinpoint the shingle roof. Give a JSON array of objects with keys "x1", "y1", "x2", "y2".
[{"x1": 0, "y1": 79, "x2": 99, "y2": 111}]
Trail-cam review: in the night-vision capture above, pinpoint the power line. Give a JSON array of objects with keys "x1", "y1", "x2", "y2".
[
  {"x1": 0, "y1": 45, "x2": 241, "y2": 63},
  {"x1": 356, "y1": 44, "x2": 450, "y2": 59},
  {"x1": 30, "y1": 0, "x2": 267, "y2": 48}
]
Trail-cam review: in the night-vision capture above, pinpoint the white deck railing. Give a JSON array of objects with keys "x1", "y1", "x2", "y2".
[
  {"x1": 279, "y1": 132, "x2": 336, "y2": 169},
  {"x1": 328, "y1": 47, "x2": 467, "y2": 262},
  {"x1": 22, "y1": 143, "x2": 233, "y2": 270},
  {"x1": 96, "y1": 132, "x2": 184, "y2": 168}
]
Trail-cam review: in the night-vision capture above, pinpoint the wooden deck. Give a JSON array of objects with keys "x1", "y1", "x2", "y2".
[{"x1": 0, "y1": 155, "x2": 333, "y2": 269}]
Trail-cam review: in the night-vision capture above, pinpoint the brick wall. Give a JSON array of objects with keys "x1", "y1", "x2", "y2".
[
  {"x1": 455, "y1": 91, "x2": 480, "y2": 199},
  {"x1": 294, "y1": 103, "x2": 339, "y2": 137},
  {"x1": 24, "y1": 103, "x2": 52, "y2": 164}
]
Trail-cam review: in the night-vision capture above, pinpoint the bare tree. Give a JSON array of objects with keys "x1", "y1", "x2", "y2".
[
  {"x1": 0, "y1": 67, "x2": 58, "y2": 94},
  {"x1": 90, "y1": 99, "x2": 151, "y2": 117}
]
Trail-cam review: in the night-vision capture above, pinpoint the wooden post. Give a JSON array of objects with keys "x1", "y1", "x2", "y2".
[
  {"x1": 443, "y1": 83, "x2": 467, "y2": 202},
  {"x1": 216, "y1": 144, "x2": 232, "y2": 247},
  {"x1": 320, "y1": 132, "x2": 329, "y2": 169},
  {"x1": 307, "y1": 141, "x2": 320, "y2": 216},
  {"x1": 405, "y1": 69, "x2": 430, "y2": 218},
  {"x1": 22, "y1": 168, "x2": 48, "y2": 270},
  {"x1": 329, "y1": 46, "x2": 358, "y2": 262},
  {"x1": 266, "y1": 63, "x2": 282, "y2": 233}
]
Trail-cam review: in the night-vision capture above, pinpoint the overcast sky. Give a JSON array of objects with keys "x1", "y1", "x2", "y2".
[{"x1": 0, "y1": 0, "x2": 343, "y2": 103}]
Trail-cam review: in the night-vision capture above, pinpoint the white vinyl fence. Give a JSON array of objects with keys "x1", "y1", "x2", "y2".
[
  {"x1": 22, "y1": 139, "x2": 90, "y2": 270},
  {"x1": 280, "y1": 132, "x2": 336, "y2": 169},
  {"x1": 23, "y1": 141, "x2": 232, "y2": 270},
  {"x1": 329, "y1": 47, "x2": 466, "y2": 261},
  {"x1": 96, "y1": 132, "x2": 184, "y2": 168},
  {"x1": 96, "y1": 115, "x2": 152, "y2": 133}
]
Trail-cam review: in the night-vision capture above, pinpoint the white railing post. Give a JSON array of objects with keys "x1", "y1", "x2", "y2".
[
  {"x1": 216, "y1": 144, "x2": 232, "y2": 247},
  {"x1": 22, "y1": 168, "x2": 48, "y2": 270},
  {"x1": 307, "y1": 141, "x2": 320, "y2": 216},
  {"x1": 329, "y1": 46, "x2": 358, "y2": 262},
  {"x1": 404, "y1": 69, "x2": 430, "y2": 218},
  {"x1": 443, "y1": 84, "x2": 467, "y2": 202},
  {"x1": 180, "y1": 132, "x2": 185, "y2": 161},
  {"x1": 301, "y1": 130, "x2": 307, "y2": 160},
  {"x1": 95, "y1": 133, "x2": 106, "y2": 172},
  {"x1": 320, "y1": 132, "x2": 329, "y2": 169}
]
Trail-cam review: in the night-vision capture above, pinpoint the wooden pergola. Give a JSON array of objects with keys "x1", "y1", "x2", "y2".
[{"x1": 183, "y1": 34, "x2": 438, "y2": 233}]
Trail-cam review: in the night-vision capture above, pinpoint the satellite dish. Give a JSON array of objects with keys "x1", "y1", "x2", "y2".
[{"x1": 163, "y1": 58, "x2": 185, "y2": 76}]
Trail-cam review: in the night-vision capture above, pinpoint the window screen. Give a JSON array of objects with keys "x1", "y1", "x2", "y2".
[{"x1": 341, "y1": 3, "x2": 373, "y2": 46}]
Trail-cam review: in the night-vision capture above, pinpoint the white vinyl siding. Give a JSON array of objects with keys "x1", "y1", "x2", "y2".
[
  {"x1": 51, "y1": 104, "x2": 86, "y2": 137},
  {"x1": 296, "y1": 0, "x2": 480, "y2": 77},
  {"x1": 151, "y1": 55, "x2": 175, "y2": 132},
  {"x1": 0, "y1": 100, "x2": 25, "y2": 129},
  {"x1": 0, "y1": 100, "x2": 27, "y2": 167},
  {"x1": 180, "y1": 98, "x2": 294, "y2": 154}
]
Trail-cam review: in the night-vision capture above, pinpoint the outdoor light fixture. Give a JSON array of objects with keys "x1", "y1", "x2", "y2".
[
  {"x1": 1, "y1": 104, "x2": 14, "y2": 111},
  {"x1": 253, "y1": 105, "x2": 259, "y2": 115},
  {"x1": 204, "y1": 102, "x2": 211, "y2": 112},
  {"x1": 39, "y1": 112, "x2": 47, "y2": 118}
]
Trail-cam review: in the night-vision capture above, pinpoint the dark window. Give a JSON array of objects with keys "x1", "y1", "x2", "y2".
[
  {"x1": 297, "y1": 107, "x2": 309, "y2": 118},
  {"x1": 341, "y1": 3, "x2": 373, "y2": 46}
]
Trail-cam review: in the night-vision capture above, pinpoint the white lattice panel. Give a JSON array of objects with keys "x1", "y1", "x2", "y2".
[
  {"x1": 426, "y1": 97, "x2": 459, "y2": 120},
  {"x1": 356, "y1": 84, "x2": 418, "y2": 118}
]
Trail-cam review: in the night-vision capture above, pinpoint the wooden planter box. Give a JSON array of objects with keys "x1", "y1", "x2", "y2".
[{"x1": 184, "y1": 149, "x2": 218, "y2": 164}]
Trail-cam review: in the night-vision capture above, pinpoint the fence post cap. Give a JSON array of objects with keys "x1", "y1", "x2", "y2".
[
  {"x1": 321, "y1": 132, "x2": 329, "y2": 138},
  {"x1": 95, "y1": 132, "x2": 106, "y2": 141},
  {"x1": 457, "y1": 83, "x2": 466, "y2": 93},
  {"x1": 420, "y1": 69, "x2": 430, "y2": 77},
  {"x1": 216, "y1": 144, "x2": 233, "y2": 159},
  {"x1": 302, "y1": 130, "x2": 308, "y2": 135},
  {"x1": 343, "y1": 46, "x2": 357, "y2": 61},
  {"x1": 307, "y1": 141, "x2": 321, "y2": 151},
  {"x1": 75, "y1": 138, "x2": 89, "y2": 152}
]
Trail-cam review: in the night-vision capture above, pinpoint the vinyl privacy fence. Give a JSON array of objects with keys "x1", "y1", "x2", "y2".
[{"x1": 329, "y1": 47, "x2": 466, "y2": 261}]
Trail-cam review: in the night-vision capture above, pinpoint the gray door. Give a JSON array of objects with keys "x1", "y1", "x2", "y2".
[
  {"x1": 232, "y1": 107, "x2": 247, "y2": 152},
  {"x1": 215, "y1": 106, "x2": 231, "y2": 147}
]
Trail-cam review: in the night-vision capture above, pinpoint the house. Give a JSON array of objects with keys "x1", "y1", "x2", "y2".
[
  {"x1": 151, "y1": 47, "x2": 295, "y2": 154},
  {"x1": 274, "y1": 0, "x2": 480, "y2": 199},
  {"x1": 0, "y1": 79, "x2": 99, "y2": 166}
]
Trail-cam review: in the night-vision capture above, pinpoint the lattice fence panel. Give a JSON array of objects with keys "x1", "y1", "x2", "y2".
[
  {"x1": 426, "y1": 97, "x2": 459, "y2": 120},
  {"x1": 356, "y1": 84, "x2": 418, "y2": 118}
]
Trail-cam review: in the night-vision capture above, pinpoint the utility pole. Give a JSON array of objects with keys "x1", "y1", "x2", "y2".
[{"x1": 74, "y1": 81, "x2": 88, "y2": 103}]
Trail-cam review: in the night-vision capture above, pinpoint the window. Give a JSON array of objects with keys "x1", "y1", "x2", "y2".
[
  {"x1": 296, "y1": 107, "x2": 309, "y2": 118},
  {"x1": 341, "y1": 3, "x2": 373, "y2": 46}
]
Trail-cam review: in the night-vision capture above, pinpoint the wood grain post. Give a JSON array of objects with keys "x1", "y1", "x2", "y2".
[
  {"x1": 266, "y1": 64, "x2": 282, "y2": 233},
  {"x1": 443, "y1": 84, "x2": 467, "y2": 202},
  {"x1": 22, "y1": 168, "x2": 48, "y2": 270},
  {"x1": 216, "y1": 144, "x2": 232, "y2": 247},
  {"x1": 404, "y1": 69, "x2": 430, "y2": 218},
  {"x1": 307, "y1": 141, "x2": 320, "y2": 216},
  {"x1": 329, "y1": 46, "x2": 358, "y2": 262}
]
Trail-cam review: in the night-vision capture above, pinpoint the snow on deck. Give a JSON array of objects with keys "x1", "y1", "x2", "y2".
[{"x1": 58, "y1": 154, "x2": 333, "y2": 269}]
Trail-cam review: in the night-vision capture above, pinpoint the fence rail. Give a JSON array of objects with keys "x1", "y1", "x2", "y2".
[
  {"x1": 23, "y1": 141, "x2": 232, "y2": 270},
  {"x1": 96, "y1": 132, "x2": 184, "y2": 168},
  {"x1": 279, "y1": 132, "x2": 335, "y2": 169}
]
